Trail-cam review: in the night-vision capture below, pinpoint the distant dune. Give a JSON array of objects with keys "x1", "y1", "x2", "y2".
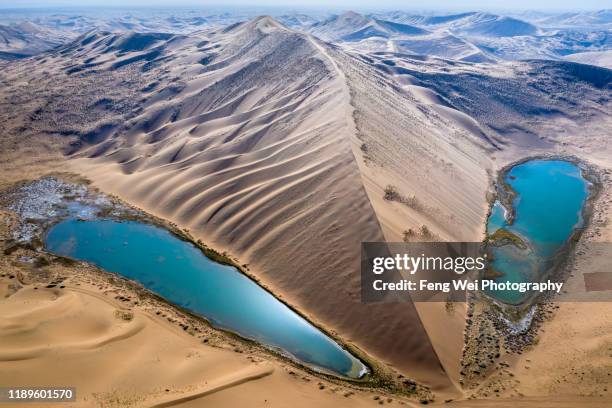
[
  {"x1": 444, "y1": 13, "x2": 539, "y2": 37},
  {"x1": 0, "y1": 22, "x2": 72, "y2": 59},
  {"x1": 310, "y1": 11, "x2": 428, "y2": 41},
  {"x1": 307, "y1": 11, "x2": 492, "y2": 62},
  {"x1": 565, "y1": 50, "x2": 612, "y2": 69}
]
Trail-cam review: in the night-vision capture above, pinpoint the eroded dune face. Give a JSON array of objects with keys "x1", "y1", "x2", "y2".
[
  {"x1": 68, "y1": 17, "x2": 452, "y2": 388},
  {"x1": 0, "y1": 16, "x2": 451, "y2": 388},
  {"x1": 1, "y1": 15, "x2": 611, "y2": 391}
]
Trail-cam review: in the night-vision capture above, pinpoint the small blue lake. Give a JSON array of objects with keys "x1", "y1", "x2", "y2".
[
  {"x1": 45, "y1": 219, "x2": 367, "y2": 379},
  {"x1": 486, "y1": 159, "x2": 590, "y2": 304}
]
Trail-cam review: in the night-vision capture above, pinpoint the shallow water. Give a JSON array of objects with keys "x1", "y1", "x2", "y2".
[
  {"x1": 45, "y1": 219, "x2": 367, "y2": 378},
  {"x1": 486, "y1": 159, "x2": 590, "y2": 304}
]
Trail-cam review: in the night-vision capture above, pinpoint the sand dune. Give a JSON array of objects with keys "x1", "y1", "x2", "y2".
[
  {"x1": 565, "y1": 50, "x2": 612, "y2": 69},
  {"x1": 65, "y1": 17, "x2": 451, "y2": 389},
  {"x1": 0, "y1": 278, "x2": 396, "y2": 407},
  {"x1": 1, "y1": 13, "x2": 611, "y2": 405},
  {"x1": 442, "y1": 13, "x2": 539, "y2": 37},
  {"x1": 306, "y1": 11, "x2": 492, "y2": 62},
  {"x1": 370, "y1": 10, "x2": 610, "y2": 61},
  {"x1": 149, "y1": 365, "x2": 274, "y2": 408},
  {"x1": 309, "y1": 11, "x2": 428, "y2": 42},
  {"x1": 0, "y1": 21, "x2": 72, "y2": 60}
]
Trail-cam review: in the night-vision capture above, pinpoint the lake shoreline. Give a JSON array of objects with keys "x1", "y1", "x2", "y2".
[
  {"x1": 1, "y1": 174, "x2": 428, "y2": 398},
  {"x1": 484, "y1": 154, "x2": 602, "y2": 316},
  {"x1": 46, "y1": 218, "x2": 369, "y2": 379}
]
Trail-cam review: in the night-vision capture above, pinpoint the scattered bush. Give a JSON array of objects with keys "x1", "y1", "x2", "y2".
[
  {"x1": 384, "y1": 185, "x2": 400, "y2": 201},
  {"x1": 402, "y1": 224, "x2": 436, "y2": 242},
  {"x1": 383, "y1": 185, "x2": 423, "y2": 211},
  {"x1": 114, "y1": 310, "x2": 134, "y2": 321},
  {"x1": 403, "y1": 229, "x2": 415, "y2": 242}
]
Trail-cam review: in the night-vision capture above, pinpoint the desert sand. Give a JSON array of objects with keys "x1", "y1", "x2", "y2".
[
  {"x1": 1, "y1": 12, "x2": 611, "y2": 407},
  {"x1": 0, "y1": 273, "x2": 402, "y2": 407}
]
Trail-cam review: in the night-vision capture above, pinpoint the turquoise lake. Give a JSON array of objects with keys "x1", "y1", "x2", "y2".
[
  {"x1": 486, "y1": 159, "x2": 590, "y2": 304},
  {"x1": 45, "y1": 219, "x2": 367, "y2": 378}
]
